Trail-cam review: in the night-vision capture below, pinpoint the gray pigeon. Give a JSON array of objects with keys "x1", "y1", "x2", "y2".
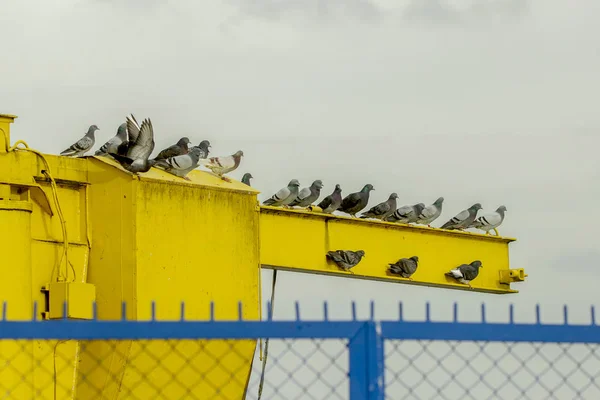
[
  {"x1": 360, "y1": 193, "x2": 399, "y2": 220},
  {"x1": 441, "y1": 203, "x2": 482, "y2": 230},
  {"x1": 469, "y1": 205, "x2": 507, "y2": 236},
  {"x1": 153, "y1": 137, "x2": 191, "y2": 161},
  {"x1": 193, "y1": 140, "x2": 211, "y2": 159},
  {"x1": 415, "y1": 197, "x2": 444, "y2": 226},
  {"x1": 445, "y1": 261, "x2": 483, "y2": 288},
  {"x1": 198, "y1": 150, "x2": 244, "y2": 182},
  {"x1": 316, "y1": 184, "x2": 342, "y2": 213},
  {"x1": 326, "y1": 250, "x2": 365, "y2": 273},
  {"x1": 388, "y1": 256, "x2": 419, "y2": 279},
  {"x1": 263, "y1": 179, "x2": 301, "y2": 207},
  {"x1": 241, "y1": 173, "x2": 253, "y2": 186},
  {"x1": 60, "y1": 125, "x2": 99, "y2": 157},
  {"x1": 338, "y1": 184, "x2": 375, "y2": 217},
  {"x1": 95, "y1": 123, "x2": 126, "y2": 156},
  {"x1": 154, "y1": 146, "x2": 203, "y2": 180},
  {"x1": 109, "y1": 114, "x2": 156, "y2": 173},
  {"x1": 387, "y1": 203, "x2": 426, "y2": 223},
  {"x1": 290, "y1": 180, "x2": 324, "y2": 207}
]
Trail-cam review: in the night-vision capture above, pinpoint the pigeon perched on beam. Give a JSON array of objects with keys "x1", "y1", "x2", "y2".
[
  {"x1": 316, "y1": 184, "x2": 342, "y2": 214},
  {"x1": 198, "y1": 150, "x2": 244, "y2": 182},
  {"x1": 153, "y1": 146, "x2": 203, "y2": 180},
  {"x1": 290, "y1": 180, "x2": 323, "y2": 207},
  {"x1": 241, "y1": 173, "x2": 253, "y2": 187},
  {"x1": 415, "y1": 197, "x2": 444, "y2": 227},
  {"x1": 360, "y1": 193, "x2": 399, "y2": 220},
  {"x1": 60, "y1": 125, "x2": 99, "y2": 157},
  {"x1": 469, "y1": 205, "x2": 507, "y2": 236},
  {"x1": 326, "y1": 250, "x2": 365, "y2": 274},
  {"x1": 388, "y1": 256, "x2": 419, "y2": 280},
  {"x1": 109, "y1": 114, "x2": 156, "y2": 173},
  {"x1": 440, "y1": 203, "x2": 482, "y2": 230},
  {"x1": 95, "y1": 123, "x2": 126, "y2": 156},
  {"x1": 338, "y1": 184, "x2": 374, "y2": 217},
  {"x1": 193, "y1": 140, "x2": 211, "y2": 159},
  {"x1": 153, "y1": 137, "x2": 191, "y2": 162},
  {"x1": 445, "y1": 261, "x2": 483, "y2": 288},
  {"x1": 387, "y1": 203, "x2": 425, "y2": 224},
  {"x1": 263, "y1": 179, "x2": 300, "y2": 207}
]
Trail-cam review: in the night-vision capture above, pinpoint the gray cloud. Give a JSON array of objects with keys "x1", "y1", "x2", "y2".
[{"x1": 404, "y1": 0, "x2": 530, "y2": 24}]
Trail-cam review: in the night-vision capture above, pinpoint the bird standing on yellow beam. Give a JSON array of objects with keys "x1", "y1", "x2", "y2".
[
  {"x1": 95, "y1": 123, "x2": 126, "y2": 156},
  {"x1": 316, "y1": 184, "x2": 343, "y2": 214},
  {"x1": 445, "y1": 261, "x2": 483, "y2": 288},
  {"x1": 387, "y1": 203, "x2": 425, "y2": 223},
  {"x1": 199, "y1": 150, "x2": 244, "y2": 182},
  {"x1": 153, "y1": 146, "x2": 203, "y2": 180},
  {"x1": 415, "y1": 197, "x2": 444, "y2": 227},
  {"x1": 440, "y1": 203, "x2": 482, "y2": 230},
  {"x1": 338, "y1": 184, "x2": 374, "y2": 217},
  {"x1": 60, "y1": 124, "x2": 99, "y2": 157},
  {"x1": 263, "y1": 179, "x2": 300, "y2": 207},
  {"x1": 469, "y1": 206, "x2": 507, "y2": 236},
  {"x1": 290, "y1": 180, "x2": 323, "y2": 208},
  {"x1": 326, "y1": 250, "x2": 365, "y2": 274},
  {"x1": 360, "y1": 193, "x2": 398, "y2": 220},
  {"x1": 388, "y1": 256, "x2": 419, "y2": 280},
  {"x1": 153, "y1": 137, "x2": 191, "y2": 162}
]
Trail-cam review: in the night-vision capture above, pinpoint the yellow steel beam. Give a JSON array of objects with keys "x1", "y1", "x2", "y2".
[{"x1": 259, "y1": 206, "x2": 525, "y2": 294}]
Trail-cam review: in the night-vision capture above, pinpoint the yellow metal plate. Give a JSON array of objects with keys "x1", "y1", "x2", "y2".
[{"x1": 259, "y1": 206, "x2": 520, "y2": 294}]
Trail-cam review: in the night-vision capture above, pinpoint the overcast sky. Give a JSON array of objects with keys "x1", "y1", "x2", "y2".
[{"x1": 2, "y1": 0, "x2": 600, "y2": 325}]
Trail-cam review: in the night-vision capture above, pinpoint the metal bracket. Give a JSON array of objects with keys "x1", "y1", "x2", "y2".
[{"x1": 499, "y1": 268, "x2": 528, "y2": 284}]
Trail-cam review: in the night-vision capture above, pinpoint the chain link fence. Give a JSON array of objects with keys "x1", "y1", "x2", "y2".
[
  {"x1": 385, "y1": 340, "x2": 600, "y2": 400},
  {"x1": 1, "y1": 305, "x2": 600, "y2": 399}
]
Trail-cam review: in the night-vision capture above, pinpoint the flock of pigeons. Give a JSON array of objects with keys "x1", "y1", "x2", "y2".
[
  {"x1": 59, "y1": 118, "x2": 244, "y2": 182},
  {"x1": 326, "y1": 250, "x2": 483, "y2": 288},
  {"x1": 262, "y1": 180, "x2": 507, "y2": 236},
  {"x1": 60, "y1": 119, "x2": 506, "y2": 288}
]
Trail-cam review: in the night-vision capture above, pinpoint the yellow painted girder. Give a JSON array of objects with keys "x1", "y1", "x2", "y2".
[{"x1": 259, "y1": 206, "x2": 524, "y2": 294}]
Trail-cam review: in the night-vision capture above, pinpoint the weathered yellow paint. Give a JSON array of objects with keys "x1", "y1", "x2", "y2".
[
  {"x1": 0, "y1": 114, "x2": 261, "y2": 399},
  {"x1": 259, "y1": 206, "x2": 523, "y2": 294}
]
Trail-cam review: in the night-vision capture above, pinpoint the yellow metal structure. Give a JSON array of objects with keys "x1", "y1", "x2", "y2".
[
  {"x1": 0, "y1": 112, "x2": 526, "y2": 398},
  {"x1": 0, "y1": 114, "x2": 261, "y2": 399},
  {"x1": 260, "y1": 206, "x2": 520, "y2": 294}
]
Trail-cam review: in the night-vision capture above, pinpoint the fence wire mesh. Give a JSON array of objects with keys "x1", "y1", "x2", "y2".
[
  {"x1": 385, "y1": 340, "x2": 600, "y2": 400},
  {"x1": 0, "y1": 338, "x2": 348, "y2": 400}
]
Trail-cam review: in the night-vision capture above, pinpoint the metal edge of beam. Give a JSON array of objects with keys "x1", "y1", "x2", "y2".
[{"x1": 261, "y1": 264, "x2": 519, "y2": 295}]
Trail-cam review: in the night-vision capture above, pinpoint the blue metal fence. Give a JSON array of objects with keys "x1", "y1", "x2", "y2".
[{"x1": 1, "y1": 302, "x2": 599, "y2": 399}]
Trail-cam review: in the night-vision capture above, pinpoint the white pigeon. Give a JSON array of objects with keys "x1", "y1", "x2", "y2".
[
  {"x1": 263, "y1": 179, "x2": 301, "y2": 207},
  {"x1": 60, "y1": 125, "x2": 99, "y2": 157},
  {"x1": 415, "y1": 197, "x2": 444, "y2": 226},
  {"x1": 154, "y1": 146, "x2": 203, "y2": 180},
  {"x1": 95, "y1": 123, "x2": 127, "y2": 156},
  {"x1": 469, "y1": 206, "x2": 507, "y2": 236},
  {"x1": 198, "y1": 150, "x2": 243, "y2": 182}
]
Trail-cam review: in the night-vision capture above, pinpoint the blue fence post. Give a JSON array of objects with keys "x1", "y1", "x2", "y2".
[{"x1": 349, "y1": 321, "x2": 384, "y2": 400}]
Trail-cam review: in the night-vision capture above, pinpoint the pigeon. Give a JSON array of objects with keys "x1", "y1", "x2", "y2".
[
  {"x1": 263, "y1": 179, "x2": 300, "y2": 207},
  {"x1": 193, "y1": 140, "x2": 211, "y2": 159},
  {"x1": 241, "y1": 173, "x2": 253, "y2": 186},
  {"x1": 445, "y1": 261, "x2": 483, "y2": 288},
  {"x1": 109, "y1": 114, "x2": 156, "y2": 174},
  {"x1": 387, "y1": 203, "x2": 426, "y2": 223},
  {"x1": 388, "y1": 256, "x2": 419, "y2": 280},
  {"x1": 198, "y1": 150, "x2": 244, "y2": 182},
  {"x1": 415, "y1": 197, "x2": 444, "y2": 226},
  {"x1": 338, "y1": 184, "x2": 375, "y2": 217},
  {"x1": 469, "y1": 205, "x2": 507, "y2": 236},
  {"x1": 60, "y1": 125, "x2": 99, "y2": 157},
  {"x1": 95, "y1": 123, "x2": 126, "y2": 156},
  {"x1": 326, "y1": 250, "x2": 365, "y2": 273},
  {"x1": 153, "y1": 137, "x2": 191, "y2": 161},
  {"x1": 360, "y1": 193, "x2": 399, "y2": 220},
  {"x1": 441, "y1": 203, "x2": 483, "y2": 230},
  {"x1": 290, "y1": 180, "x2": 324, "y2": 207},
  {"x1": 153, "y1": 146, "x2": 203, "y2": 180},
  {"x1": 316, "y1": 184, "x2": 343, "y2": 213}
]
